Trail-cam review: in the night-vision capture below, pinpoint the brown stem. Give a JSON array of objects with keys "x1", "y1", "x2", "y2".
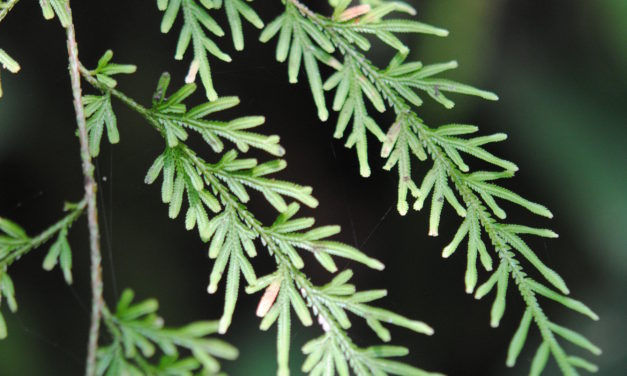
[{"x1": 63, "y1": 3, "x2": 102, "y2": 376}]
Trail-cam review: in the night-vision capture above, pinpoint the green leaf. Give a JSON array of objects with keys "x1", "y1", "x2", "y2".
[
  {"x1": 527, "y1": 279, "x2": 598, "y2": 320},
  {"x1": 506, "y1": 309, "x2": 532, "y2": 367},
  {"x1": 159, "y1": 0, "x2": 231, "y2": 100},
  {"x1": 568, "y1": 356, "x2": 599, "y2": 373},
  {"x1": 530, "y1": 342, "x2": 550, "y2": 376},
  {"x1": 501, "y1": 231, "x2": 569, "y2": 295},
  {"x1": 490, "y1": 262, "x2": 509, "y2": 328},
  {"x1": 548, "y1": 322, "x2": 602, "y2": 355},
  {"x1": 0, "y1": 272, "x2": 17, "y2": 313},
  {"x1": 277, "y1": 287, "x2": 291, "y2": 376},
  {"x1": 0, "y1": 218, "x2": 27, "y2": 239}
]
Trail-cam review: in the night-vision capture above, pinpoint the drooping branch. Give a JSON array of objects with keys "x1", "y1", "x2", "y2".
[{"x1": 259, "y1": 1, "x2": 600, "y2": 374}]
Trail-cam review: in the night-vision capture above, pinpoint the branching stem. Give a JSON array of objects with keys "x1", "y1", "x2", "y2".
[
  {"x1": 63, "y1": 3, "x2": 103, "y2": 375},
  {"x1": 193, "y1": 152, "x2": 368, "y2": 374},
  {"x1": 78, "y1": 66, "x2": 414, "y2": 374},
  {"x1": 0, "y1": 200, "x2": 85, "y2": 266}
]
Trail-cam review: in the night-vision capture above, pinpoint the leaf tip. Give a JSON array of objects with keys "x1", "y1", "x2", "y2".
[{"x1": 397, "y1": 201, "x2": 409, "y2": 216}]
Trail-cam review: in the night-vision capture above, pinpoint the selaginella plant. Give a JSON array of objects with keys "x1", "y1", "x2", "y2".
[{"x1": 0, "y1": 0, "x2": 600, "y2": 375}]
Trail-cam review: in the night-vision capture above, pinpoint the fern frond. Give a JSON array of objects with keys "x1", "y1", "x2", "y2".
[
  {"x1": 86, "y1": 49, "x2": 137, "y2": 89},
  {"x1": 159, "y1": 0, "x2": 262, "y2": 100},
  {"x1": 82, "y1": 51, "x2": 135, "y2": 156},
  {"x1": 152, "y1": 89, "x2": 284, "y2": 156},
  {"x1": 264, "y1": 2, "x2": 600, "y2": 374},
  {"x1": 303, "y1": 334, "x2": 438, "y2": 376},
  {"x1": 0, "y1": 200, "x2": 85, "y2": 338},
  {"x1": 223, "y1": 0, "x2": 264, "y2": 51},
  {"x1": 97, "y1": 288, "x2": 238, "y2": 375},
  {"x1": 249, "y1": 267, "x2": 440, "y2": 376},
  {"x1": 323, "y1": 61, "x2": 386, "y2": 177},
  {"x1": 81, "y1": 55, "x2": 439, "y2": 375},
  {"x1": 260, "y1": 3, "x2": 341, "y2": 121}
]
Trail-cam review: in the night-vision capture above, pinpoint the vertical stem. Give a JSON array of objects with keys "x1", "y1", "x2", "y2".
[{"x1": 64, "y1": 4, "x2": 103, "y2": 376}]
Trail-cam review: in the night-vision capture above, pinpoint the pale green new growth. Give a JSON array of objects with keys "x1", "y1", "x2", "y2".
[{"x1": 80, "y1": 50, "x2": 438, "y2": 375}]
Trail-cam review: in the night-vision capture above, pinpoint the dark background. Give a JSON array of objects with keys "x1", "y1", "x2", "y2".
[{"x1": 0, "y1": 1, "x2": 625, "y2": 375}]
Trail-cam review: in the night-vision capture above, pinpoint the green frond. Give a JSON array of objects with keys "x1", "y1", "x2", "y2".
[
  {"x1": 506, "y1": 308, "x2": 533, "y2": 367},
  {"x1": 87, "y1": 49, "x2": 137, "y2": 89},
  {"x1": 146, "y1": 72, "x2": 285, "y2": 156},
  {"x1": 82, "y1": 64, "x2": 435, "y2": 374},
  {"x1": 97, "y1": 289, "x2": 238, "y2": 375},
  {"x1": 478, "y1": 249, "x2": 600, "y2": 376},
  {"x1": 81, "y1": 50, "x2": 137, "y2": 156},
  {"x1": 261, "y1": 2, "x2": 342, "y2": 121},
  {"x1": 255, "y1": 267, "x2": 438, "y2": 376},
  {"x1": 42, "y1": 227, "x2": 73, "y2": 284},
  {"x1": 323, "y1": 61, "x2": 386, "y2": 177},
  {"x1": 223, "y1": 0, "x2": 264, "y2": 51},
  {"x1": 270, "y1": 2, "x2": 600, "y2": 374},
  {"x1": 429, "y1": 125, "x2": 517, "y2": 172},
  {"x1": 159, "y1": 0, "x2": 229, "y2": 100},
  {"x1": 84, "y1": 94, "x2": 119, "y2": 157},
  {"x1": 0, "y1": 269, "x2": 17, "y2": 339},
  {"x1": 498, "y1": 229, "x2": 568, "y2": 294},
  {"x1": 145, "y1": 147, "x2": 221, "y2": 240},
  {"x1": 0, "y1": 202, "x2": 84, "y2": 339},
  {"x1": 0, "y1": 1, "x2": 603, "y2": 375},
  {"x1": 159, "y1": 0, "x2": 261, "y2": 99},
  {"x1": 266, "y1": 203, "x2": 384, "y2": 270},
  {"x1": 303, "y1": 333, "x2": 444, "y2": 376}
]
